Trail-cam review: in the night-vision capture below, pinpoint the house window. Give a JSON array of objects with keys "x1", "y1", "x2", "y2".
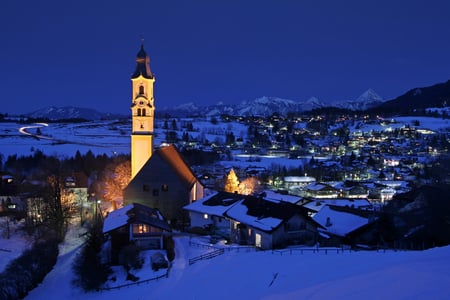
[
  {"x1": 139, "y1": 85, "x2": 144, "y2": 95},
  {"x1": 153, "y1": 189, "x2": 159, "y2": 196},
  {"x1": 161, "y1": 184, "x2": 169, "y2": 192},
  {"x1": 133, "y1": 223, "x2": 150, "y2": 234},
  {"x1": 143, "y1": 184, "x2": 149, "y2": 192}
]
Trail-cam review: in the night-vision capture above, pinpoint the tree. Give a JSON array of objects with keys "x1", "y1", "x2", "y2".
[
  {"x1": 224, "y1": 168, "x2": 239, "y2": 193},
  {"x1": 101, "y1": 160, "x2": 131, "y2": 209},
  {"x1": 239, "y1": 177, "x2": 262, "y2": 195}
]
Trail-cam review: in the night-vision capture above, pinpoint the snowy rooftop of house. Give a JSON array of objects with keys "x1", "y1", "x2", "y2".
[
  {"x1": 303, "y1": 198, "x2": 372, "y2": 212},
  {"x1": 183, "y1": 191, "x2": 243, "y2": 216},
  {"x1": 103, "y1": 204, "x2": 134, "y2": 233},
  {"x1": 103, "y1": 203, "x2": 170, "y2": 233},
  {"x1": 305, "y1": 182, "x2": 336, "y2": 191},
  {"x1": 284, "y1": 176, "x2": 316, "y2": 183},
  {"x1": 313, "y1": 205, "x2": 370, "y2": 237},
  {"x1": 262, "y1": 190, "x2": 302, "y2": 204},
  {"x1": 224, "y1": 196, "x2": 314, "y2": 232},
  {"x1": 225, "y1": 199, "x2": 282, "y2": 232}
]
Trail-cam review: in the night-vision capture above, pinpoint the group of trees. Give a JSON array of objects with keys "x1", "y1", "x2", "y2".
[{"x1": 377, "y1": 184, "x2": 450, "y2": 249}]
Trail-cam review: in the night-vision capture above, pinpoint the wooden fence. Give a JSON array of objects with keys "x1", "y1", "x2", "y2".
[{"x1": 188, "y1": 248, "x2": 224, "y2": 265}]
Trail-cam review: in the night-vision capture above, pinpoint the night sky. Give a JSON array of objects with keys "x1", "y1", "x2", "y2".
[{"x1": 1, "y1": 0, "x2": 449, "y2": 115}]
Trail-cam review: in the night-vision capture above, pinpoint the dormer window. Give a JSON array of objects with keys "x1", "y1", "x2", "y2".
[{"x1": 139, "y1": 85, "x2": 144, "y2": 95}]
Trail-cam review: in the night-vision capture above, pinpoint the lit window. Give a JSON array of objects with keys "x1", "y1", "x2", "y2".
[
  {"x1": 203, "y1": 213, "x2": 209, "y2": 220},
  {"x1": 133, "y1": 224, "x2": 149, "y2": 234}
]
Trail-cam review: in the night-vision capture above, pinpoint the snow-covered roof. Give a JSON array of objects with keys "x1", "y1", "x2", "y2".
[
  {"x1": 262, "y1": 190, "x2": 302, "y2": 204},
  {"x1": 303, "y1": 198, "x2": 372, "y2": 212},
  {"x1": 224, "y1": 196, "x2": 318, "y2": 233},
  {"x1": 313, "y1": 205, "x2": 370, "y2": 237},
  {"x1": 183, "y1": 191, "x2": 243, "y2": 216},
  {"x1": 284, "y1": 176, "x2": 316, "y2": 183},
  {"x1": 224, "y1": 199, "x2": 283, "y2": 232},
  {"x1": 103, "y1": 203, "x2": 171, "y2": 233}
]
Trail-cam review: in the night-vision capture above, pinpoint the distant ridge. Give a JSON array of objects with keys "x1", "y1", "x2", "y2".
[
  {"x1": 25, "y1": 106, "x2": 125, "y2": 121},
  {"x1": 22, "y1": 80, "x2": 450, "y2": 119},
  {"x1": 158, "y1": 89, "x2": 385, "y2": 117},
  {"x1": 374, "y1": 79, "x2": 450, "y2": 114}
]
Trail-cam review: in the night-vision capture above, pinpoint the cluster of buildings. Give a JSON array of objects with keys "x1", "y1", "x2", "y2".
[{"x1": 2, "y1": 43, "x2": 448, "y2": 266}]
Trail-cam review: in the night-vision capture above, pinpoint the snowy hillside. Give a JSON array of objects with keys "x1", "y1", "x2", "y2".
[{"x1": 23, "y1": 225, "x2": 450, "y2": 300}]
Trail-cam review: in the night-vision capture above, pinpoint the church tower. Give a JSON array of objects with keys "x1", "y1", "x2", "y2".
[{"x1": 131, "y1": 42, "x2": 155, "y2": 179}]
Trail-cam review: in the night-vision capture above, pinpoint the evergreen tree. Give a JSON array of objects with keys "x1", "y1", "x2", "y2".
[{"x1": 224, "y1": 168, "x2": 240, "y2": 193}]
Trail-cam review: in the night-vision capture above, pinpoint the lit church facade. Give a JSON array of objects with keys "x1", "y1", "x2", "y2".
[
  {"x1": 124, "y1": 43, "x2": 204, "y2": 226},
  {"x1": 130, "y1": 43, "x2": 155, "y2": 179}
]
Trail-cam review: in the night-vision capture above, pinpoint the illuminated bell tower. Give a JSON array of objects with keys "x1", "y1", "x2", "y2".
[{"x1": 131, "y1": 42, "x2": 155, "y2": 179}]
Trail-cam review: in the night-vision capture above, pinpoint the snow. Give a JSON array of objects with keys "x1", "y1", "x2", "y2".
[
  {"x1": 0, "y1": 218, "x2": 31, "y2": 272},
  {"x1": 21, "y1": 222, "x2": 450, "y2": 300},
  {"x1": 313, "y1": 205, "x2": 369, "y2": 236},
  {"x1": 102, "y1": 204, "x2": 134, "y2": 233}
]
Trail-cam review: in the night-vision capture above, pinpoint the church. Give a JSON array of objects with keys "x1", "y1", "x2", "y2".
[{"x1": 123, "y1": 43, "x2": 204, "y2": 227}]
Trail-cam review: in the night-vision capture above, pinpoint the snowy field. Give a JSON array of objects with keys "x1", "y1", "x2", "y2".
[
  {"x1": 0, "y1": 219, "x2": 31, "y2": 273},
  {"x1": 1, "y1": 115, "x2": 449, "y2": 167},
  {"x1": 24, "y1": 224, "x2": 450, "y2": 300}
]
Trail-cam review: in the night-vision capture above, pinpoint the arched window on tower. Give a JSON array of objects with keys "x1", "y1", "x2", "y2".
[
  {"x1": 137, "y1": 108, "x2": 141, "y2": 116},
  {"x1": 142, "y1": 109, "x2": 146, "y2": 116},
  {"x1": 139, "y1": 85, "x2": 144, "y2": 95}
]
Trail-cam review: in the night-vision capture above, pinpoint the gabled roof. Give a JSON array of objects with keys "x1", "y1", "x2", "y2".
[
  {"x1": 305, "y1": 182, "x2": 337, "y2": 192},
  {"x1": 313, "y1": 205, "x2": 371, "y2": 237},
  {"x1": 225, "y1": 196, "x2": 322, "y2": 233},
  {"x1": 184, "y1": 191, "x2": 243, "y2": 216},
  {"x1": 155, "y1": 144, "x2": 199, "y2": 188},
  {"x1": 103, "y1": 203, "x2": 171, "y2": 234}
]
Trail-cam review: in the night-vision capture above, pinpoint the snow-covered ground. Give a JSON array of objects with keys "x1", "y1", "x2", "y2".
[
  {"x1": 1, "y1": 116, "x2": 449, "y2": 160},
  {"x1": 0, "y1": 218, "x2": 31, "y2": 272},
  {"x1": 22, "y1": 223, "x2": 450, "y2": 300}
]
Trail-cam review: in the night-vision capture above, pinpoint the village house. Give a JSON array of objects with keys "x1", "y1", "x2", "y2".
[
  {"x1": 183, "y1": 191, "x2": 242, "y2": 236},
  {"x1": 313, "y1": 204, "x2": 377, "y2": 247},
  {"x1": 224, "y1": 196, "x2": 323, "y2": 249},
  {"x1": 304, "y1": 182, "x2": 339, "y2": 198},
  {"x1": 102, "y1": 203, "x2": 172, "y2": 265}
]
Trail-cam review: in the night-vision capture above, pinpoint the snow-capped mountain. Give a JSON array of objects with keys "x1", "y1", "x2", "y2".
[
  {"x1": 158, "y1": 91, "x2": 382, "y2": 117},
  {"x1": 234, "y1": 96, "x2": 303, "y2": 116},
  {"x1": 301, "y1": 97, "x2": 326, "y2": 111},
  {"x1": 331, "y1": 89, "x2": 385, "y2": 111},
  {"x1": 24, "y1": 89, "x2": 386, "y2": 120}
]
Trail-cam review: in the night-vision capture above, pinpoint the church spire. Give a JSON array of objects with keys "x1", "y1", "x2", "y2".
[{"x1": 132, "y1": 41, "x2": 153, "y2": 79}]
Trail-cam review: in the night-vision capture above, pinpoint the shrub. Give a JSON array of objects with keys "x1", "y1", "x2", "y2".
[
  {"x1": 72, "y1": 222, "x2": 111, "y2": 291},
  {"x1": 0, "y1": 238, "x2": 59, "y2": 300}
]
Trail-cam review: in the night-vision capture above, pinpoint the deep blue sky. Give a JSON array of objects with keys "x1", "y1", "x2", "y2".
[{"x1": 1, "y1": 0, "x2": 449, "y2": 115}]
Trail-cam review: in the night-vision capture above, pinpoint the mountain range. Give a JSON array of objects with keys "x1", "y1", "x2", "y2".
[
  {"x1": 157, "y1": 88, "x2": 385, "y2": 118},
  {"x1": 21, "y1": 79, "x2": 450, "y2": 120}
]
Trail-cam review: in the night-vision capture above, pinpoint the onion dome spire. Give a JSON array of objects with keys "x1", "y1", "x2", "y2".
[{"x1": 132, "y1": 40, "x2": 153, "y2": 79}]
